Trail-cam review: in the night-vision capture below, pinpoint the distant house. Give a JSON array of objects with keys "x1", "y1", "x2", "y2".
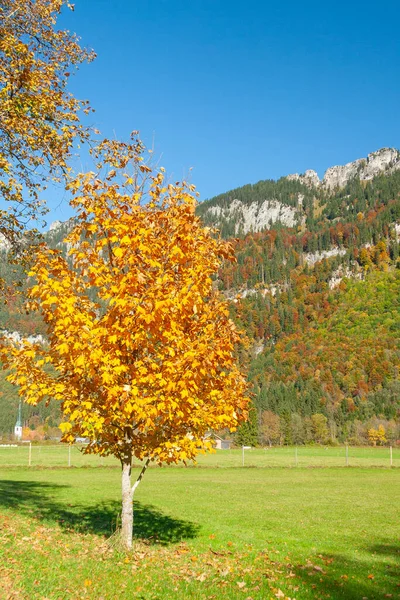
[
  {"x1": 204, "y1": 432, "x2": 232, "y2": 450},
  {"x1": 214, "y1": 435, "x2": 232, "y2": 450}
]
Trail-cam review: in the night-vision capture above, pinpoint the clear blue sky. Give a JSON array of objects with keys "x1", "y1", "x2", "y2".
[{"x1": 48, "y1": 0, "x2": 400, "y2": 223}]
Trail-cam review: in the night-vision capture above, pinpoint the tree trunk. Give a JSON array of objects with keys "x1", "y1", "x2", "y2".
[{"x1": 121, "y1": 459, "x2": 133, "y2": 550}]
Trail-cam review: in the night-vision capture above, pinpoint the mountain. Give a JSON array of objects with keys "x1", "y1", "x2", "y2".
[
  {"x1": 289, "y1": 147, "x2": 400, "y2": 189},
  {"x1": 197, "y1": 147, "x2": 400, "y2": 445},
  {"x1": 197, "y1": 147, "x2": 400, "y2": 236},
  {"x1": 0, "y1": 148, "x2": 399, "y2": 443}
]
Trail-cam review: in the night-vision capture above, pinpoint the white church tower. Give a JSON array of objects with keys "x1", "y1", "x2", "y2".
[{"x1": 14, "y1": 400, "x2": 22, "y2": 440}]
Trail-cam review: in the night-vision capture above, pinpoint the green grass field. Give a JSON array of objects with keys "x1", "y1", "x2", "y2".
[
  {"x1": 0, "y1": 460, "x2": 399, "y2": 599},
  {"x1": 0, "y1": 444, "x2": 398, "y2": 468}
]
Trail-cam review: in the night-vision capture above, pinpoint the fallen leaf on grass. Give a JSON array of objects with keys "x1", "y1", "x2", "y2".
[
  {"x1": 237, "y1": 581, "x2": 246, "y2": 588},
  {"x1": 286, "y1": 571, "x2": 296, "y2": 578},
  {"x1": 219, "y1": 568, "x2": 230, "y2": 577},
  {"x1": 313, "y1": 565, "x2": 324, "y2": 573}
]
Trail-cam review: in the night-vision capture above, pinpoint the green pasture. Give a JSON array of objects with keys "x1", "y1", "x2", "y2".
[
  {"x1": 0, "y1": 464, "x2": 399, "y2": 599},
  {"x1": 0, "y1": 443, "x2": 398, "y2": 468}
]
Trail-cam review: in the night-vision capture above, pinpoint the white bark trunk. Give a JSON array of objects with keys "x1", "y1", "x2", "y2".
[
  {"x1": 120, "y1": 457, "x2": 150, "y2": 550},
  {"x1": 121, "y1": 460, "x2": 133, "y2": 550}
]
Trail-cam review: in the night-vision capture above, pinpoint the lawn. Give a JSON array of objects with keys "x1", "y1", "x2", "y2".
[
  {"x1": 0, "y1": 465, "x2": 399, "y2": 599},
  {"x1": 0, "y1": 444, "x2": 398, "y2": 468}
]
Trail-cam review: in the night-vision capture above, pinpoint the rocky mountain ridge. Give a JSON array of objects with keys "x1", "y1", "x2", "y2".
[
  {"x1": 287, "y1": 147, "x2": 400, "y2": 189},
  {"x1": 199, "y1": 147, "x2": 400, "y2": 235}
]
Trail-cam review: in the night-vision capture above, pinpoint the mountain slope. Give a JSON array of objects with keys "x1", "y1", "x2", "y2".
[{"x1": 197, "y1": 148, "x2": 400, "y2": 444}]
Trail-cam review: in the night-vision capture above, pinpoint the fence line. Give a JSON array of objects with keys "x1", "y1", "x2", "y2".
[{"x1": 0, "y1": 444, "x2": 398, "y2": 468}]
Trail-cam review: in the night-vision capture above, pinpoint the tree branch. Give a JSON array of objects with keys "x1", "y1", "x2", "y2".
[{"x1": 131, "y1": 457, "x2": 150, "y2": 494}]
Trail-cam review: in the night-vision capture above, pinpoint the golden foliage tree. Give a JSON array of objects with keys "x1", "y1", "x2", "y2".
[
  {"x1": 0, "y1": 0, "x2": 94, "y2": 243},
  {"x1": 368, "y1": 424, "x2": 387, "y2": 446},
  {"x1": 3, "y1": 135, "x2": 249, "y2": 548}
]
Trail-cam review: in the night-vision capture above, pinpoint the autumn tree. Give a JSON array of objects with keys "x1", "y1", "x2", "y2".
[
  {"x1": 0, "y1": 0, "x2": 94, "y2": 246},
  {"x1": 311, "y1": 413, "x2": 329, "y2": 444},
  {"x1": 368, "y1": 424, "x2": 387, "y2": 446},
  {"x1": 260, "y1": 410, "x2": 281, "y2": 446},
  {"x1": 3, "y1": 135, "x2": 249, "y2": 549}
]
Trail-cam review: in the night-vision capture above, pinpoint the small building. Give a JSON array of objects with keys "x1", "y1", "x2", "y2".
[
  {"x1": 204, "y1": 432, "x2": 232, "y2": 450},
  {"x1": 214, "y1": 435, "x2": 232, "y2": 450}
]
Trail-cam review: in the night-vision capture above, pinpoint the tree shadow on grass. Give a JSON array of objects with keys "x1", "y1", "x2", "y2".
[
  {"x1": 291, "y1": 543, "x2": 400, "y2": 600},
  {"x1": 369, "y1": 542, "x2": 400, "y2": 558},
  {"x1": 0, "y1": 479, "x2": 199, "y2": 545}
]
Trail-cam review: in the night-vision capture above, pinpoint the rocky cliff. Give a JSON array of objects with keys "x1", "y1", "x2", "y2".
[
  {"x1": 206, "y1": 198, "x2": 299, "y2": 234},
  {"x1": 288, "y1": 147, "x2": 400, "y2": 190}
]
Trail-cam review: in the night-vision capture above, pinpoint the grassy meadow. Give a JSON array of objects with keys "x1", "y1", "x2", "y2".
[
  {"x1": 0, "y1": 457, "x2": 399, "y2": 599},
  {"x1": 0, "y1": 444, "x2": 398, "y2": 468}
]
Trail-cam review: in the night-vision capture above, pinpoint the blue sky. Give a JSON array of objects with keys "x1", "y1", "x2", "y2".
[{"x1": 47, "y1": 0, "x2": 400, "y2": 223}]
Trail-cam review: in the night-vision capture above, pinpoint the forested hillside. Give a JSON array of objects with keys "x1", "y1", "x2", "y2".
[
  {"x1": 245, "y1": 271, "x2": 400, "y2": 445},
  {"x1": 199, "y1": 154, "x2": 400, "y2": 445},
  {"x1": 1, "y1": 152, "x2": 400, "y2": 443}
]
